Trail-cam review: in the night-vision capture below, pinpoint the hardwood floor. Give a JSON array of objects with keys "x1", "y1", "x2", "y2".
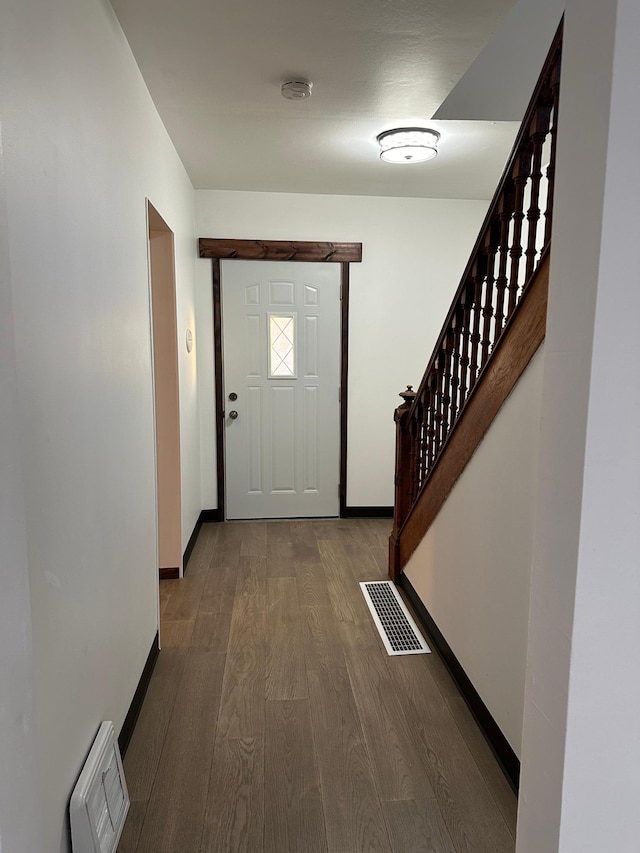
[{"x1": 118, "y1": 519, "x2": 516, "y2": 853}]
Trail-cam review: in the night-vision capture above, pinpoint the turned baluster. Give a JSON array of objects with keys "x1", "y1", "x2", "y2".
[
  {"x1": 389, "y1": 385, "x2": 417, "y2": 581},
  {"x1": 481, "y1": 221, "x2": 500, "y2": 367},
  {"x1": 544, "y1": 52, "x2": 561, "y2": 247},
  {"x1": 467, "y1": 255, "x2": 486, "y2": 391},
  {"x1": 449, "y1": 306, "x2": 463, "y2": 427},
  {"x1": 430, "y1": 371, "x2": 440, "y2": 470},
  {"x1": 457, "y1": 280, "x2": 473, "y2": 412},
  {"x1": 423, "y1": 370, "x2": 437, "y2": 472},
  {"x1": 524, "y1": 104, "x2": 552, "y2": 281},
  {"x1": 409, "y1": 414, "x2": 419, "y2": 506},
  {"x1": 440, "y1": 334, "x2": 453, "y2": 448},
  {"x1": 419, "y1": 395, "x2": 430, "y2": 488},
  {"x1": 507, "y1": 146, "x2": 532, "y2": 318},
  {"x1": 414, "y1": 398, "x2": 424, "y2": 491},
  {"x1": 433, "y1": 352, "x2": 444, "y2": 458},
  {"x1": 494, "y1": 186, "x2": 515, "y2": 344}
]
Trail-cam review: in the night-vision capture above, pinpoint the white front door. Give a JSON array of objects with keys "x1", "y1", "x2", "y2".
[{"x1": 222, "y1": 260, "x2": 341, "y2": 519}]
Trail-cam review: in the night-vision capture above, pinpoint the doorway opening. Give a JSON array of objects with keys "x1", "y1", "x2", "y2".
[
  {"x1": 148, "y1": 201, "x2": 182, "y2": 578},
  {"x1": 199, "y1": 238, "x2": 362, "y2": 521}
]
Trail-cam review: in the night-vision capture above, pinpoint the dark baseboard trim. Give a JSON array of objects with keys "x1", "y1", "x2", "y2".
[
  {"x1": 183, "y1": 513, "x2": 203, "y2": 570},
  {"x1": 200, "y1": 508, "x2": 223, "y2": 523},
  {"x1": 398, "y1": 575, "x2": 520, "y2": 793},
  {"x1": 183, "y1": 509, "x2": 222, "y2": 576},
  {"x1": 342, "y1": 506, "x2": 393, "y2": 519},
  {"x1": 182, "y1": 512, "x2": 202, "y2": 575},
  {"x1": 159, "y1": 566, "x2": 179, "y2": 580},
  {"x1": 118, "y1": 631, "x2": 159, "y2": 758}
]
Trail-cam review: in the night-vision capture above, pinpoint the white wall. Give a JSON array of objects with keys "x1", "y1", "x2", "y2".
[
  {"x1": 0, "y1": 123, "x2": 45, "y2": 853},
  {"x1": 404, "y1": 346, "x2": 544, "y2": 755},
  {"x1": 174, "y1": 212, "x2": 202, "y2": 550},
  {"x1": 434, "y1": 0, "x2": 564, "y2": 122},
  {"x1": 518, "y1": 1, "x2": 640, "y2": 849},
  {"x1": 196, "y1": 190, "x2": 489, "y2": 508},
  {"x1": 0, "y1": 0, "x2": 198, "y2": 850}
]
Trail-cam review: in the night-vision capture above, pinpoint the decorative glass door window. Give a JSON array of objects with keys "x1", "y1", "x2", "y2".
[{"x1": 268, "y1": 313, "x2": 296, "y2": 378}]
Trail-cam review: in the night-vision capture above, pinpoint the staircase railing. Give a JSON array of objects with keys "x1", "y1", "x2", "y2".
[{"x1": 390, "y1": 23, "x2": 562, "y2": 578}]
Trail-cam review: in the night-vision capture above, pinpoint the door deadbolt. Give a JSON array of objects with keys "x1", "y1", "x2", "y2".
[
  {"x1": 228, "y1": 392, "x2": 237, "y2": 401},
  {"x1": 229, "y1": 410, "x2": 238, "y2": 420}
]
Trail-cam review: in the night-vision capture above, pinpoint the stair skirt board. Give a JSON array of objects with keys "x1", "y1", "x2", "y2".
[
  {"x1": 398, "y1": 575, "x2": 520, "y2": 791},
  {"x1": 360, "y1": 581, "x2": 431, "y2": 656}
]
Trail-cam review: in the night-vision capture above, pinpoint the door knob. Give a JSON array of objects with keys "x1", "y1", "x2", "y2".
[
  {"x1": 229, "y1": 392, "x2": 238, "y2": 401},
  {"x1": 229, "y1": 410, "x2": 238, "y2": 420}
]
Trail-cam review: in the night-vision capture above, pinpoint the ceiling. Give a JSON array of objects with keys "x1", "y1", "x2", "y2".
[{"x1": 111, "y1": 0, "x2": 563, "y2": 199}]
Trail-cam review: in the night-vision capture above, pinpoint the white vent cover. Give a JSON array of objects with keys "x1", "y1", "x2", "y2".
[
  {"x1": 360, "y1": 581, "x2": 431, "y2": 655},
  {"x1": 70, "y1": 721, "x2": 129, "y2": 853}
]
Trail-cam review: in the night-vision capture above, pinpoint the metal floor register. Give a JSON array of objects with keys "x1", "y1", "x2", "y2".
[{"x1": 360, "y1": 581, "x2": 430, "y2": 656}]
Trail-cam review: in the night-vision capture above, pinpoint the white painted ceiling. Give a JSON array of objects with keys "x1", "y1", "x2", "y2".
[{"x1": 111, "y1": 0, "x2": 563, "y2": 199}]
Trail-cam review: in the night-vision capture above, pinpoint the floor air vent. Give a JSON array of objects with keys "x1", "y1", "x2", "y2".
[{"x1": 360, "y1": 581, "x2": 430, "y2": 656}]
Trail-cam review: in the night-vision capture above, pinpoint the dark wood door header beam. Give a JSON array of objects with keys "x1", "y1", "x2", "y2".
[{"x1": 199, "y1": 238, "x2": 362, "y2": 263}]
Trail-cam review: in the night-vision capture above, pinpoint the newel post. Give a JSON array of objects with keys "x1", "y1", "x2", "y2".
[{"x1": 389, "y1": 385, "x2": 416, "y2": 583}]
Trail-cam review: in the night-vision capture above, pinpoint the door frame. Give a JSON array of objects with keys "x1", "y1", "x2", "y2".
[
  {"x1": 199, "y1": 238, "x2": 363, "y2": 520},
  {"x1": 148, "y1": 201, "x2": 182, "y2": 579}
]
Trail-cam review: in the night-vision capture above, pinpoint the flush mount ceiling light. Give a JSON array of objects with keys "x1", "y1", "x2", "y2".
[
  {"x1": 281, "y1": 80, "x2": 313, "y2": 100},
  {"x1": 377, "y1": 127, "x2": 440, "y2": 164}
]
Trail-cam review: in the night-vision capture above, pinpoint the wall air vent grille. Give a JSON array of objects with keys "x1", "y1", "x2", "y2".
[
  {"x1": 360, "y1": 581, "x2": 430, "y2": 655},
  {"x1": 70, "y1": 721, "x2": 129, "y2": 853}
]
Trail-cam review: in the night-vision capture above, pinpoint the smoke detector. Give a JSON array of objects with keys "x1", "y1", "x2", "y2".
[{"x1": 281, "y1": 80, "x2": 313, "y2": 100}]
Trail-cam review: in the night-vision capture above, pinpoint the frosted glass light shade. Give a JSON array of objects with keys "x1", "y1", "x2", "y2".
[{"x1": 377, "y1": 128, "x2": 440, "y2": 164}]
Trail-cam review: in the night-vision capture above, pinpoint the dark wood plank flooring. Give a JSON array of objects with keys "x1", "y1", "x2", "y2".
[{"x1": 118, "y1": 519, "x2": 516, "y2": 853}]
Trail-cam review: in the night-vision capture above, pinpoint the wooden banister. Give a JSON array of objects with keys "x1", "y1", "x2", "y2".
[
  {"x1": 390, "y1": 22, "x2": 562, "y2": 580},
  {"x1": 389, "y1": 385, "x2": 416, "y2": 581}
]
